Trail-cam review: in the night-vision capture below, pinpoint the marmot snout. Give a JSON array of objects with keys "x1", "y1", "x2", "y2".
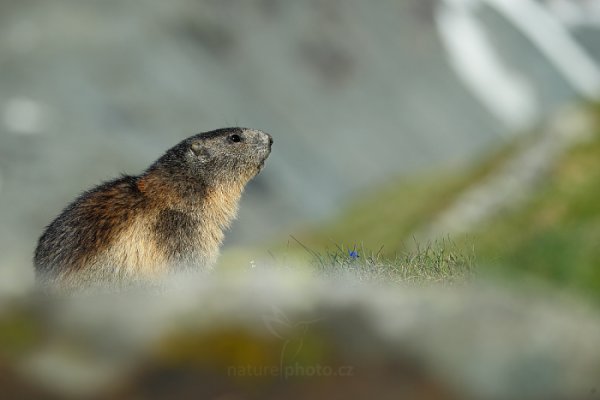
[{"x1": 34, "y1": 127, "x2": 272, "y2": 292}]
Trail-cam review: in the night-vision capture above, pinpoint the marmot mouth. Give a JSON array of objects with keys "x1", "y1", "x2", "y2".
[
  {"x1": 257, "y1": 160, "x2": 266, "y2": 173},
  {"x1": 256, "y1": 151, "x2": 270, "y2": 173}
]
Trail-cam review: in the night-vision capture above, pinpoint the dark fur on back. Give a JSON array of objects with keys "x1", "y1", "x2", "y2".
[
  {"x1": 35, "y1": 176, "x2": 144, "y2": 277},
  {"x1": 34, "y1": 127, "x2": 272, "y2": 292}
]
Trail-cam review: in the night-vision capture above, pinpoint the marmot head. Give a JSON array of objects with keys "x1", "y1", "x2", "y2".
[{"x1": 149, "y1": 127, "x2": 273, "y2": 191}]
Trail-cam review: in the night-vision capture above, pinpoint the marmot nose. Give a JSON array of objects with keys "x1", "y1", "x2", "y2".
[{"x1": 267, "y1": 134, "x2": 273, "y2": 147}]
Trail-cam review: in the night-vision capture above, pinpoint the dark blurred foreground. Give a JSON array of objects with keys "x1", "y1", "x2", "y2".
[{"x1": 1, "y1": 269, "x2": 599, "y2": 400}]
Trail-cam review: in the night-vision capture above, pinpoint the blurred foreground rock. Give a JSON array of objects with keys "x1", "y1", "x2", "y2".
[{"x1": 0, "y1": 270, "x2": 599, "y2": 400}]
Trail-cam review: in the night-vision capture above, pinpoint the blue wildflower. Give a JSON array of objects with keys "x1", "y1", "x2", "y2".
[{"x1": 348, "y1": 249, "x2": 359, "y2": 259}]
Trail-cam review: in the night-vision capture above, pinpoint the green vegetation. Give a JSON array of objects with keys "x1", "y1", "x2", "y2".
[
  {"x1": 294, "y1": 139, "x2": 520, "y2": 254},
  {"x1": 297, "y1": 104, "x2": 600, "y2": 299},
  {"x1": 293, "y1": 239, "x2": 474, "y2": 285},
  {"x1": 220, "y1": 239, "x2": 473, "y2": 286},
  {"x1": 471, "y1": 111, "x2": 600, "y2": 298}
]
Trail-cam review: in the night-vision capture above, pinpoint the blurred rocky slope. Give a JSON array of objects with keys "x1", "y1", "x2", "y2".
[
  {"x1": 1, "y1": 271, "x2": 600, "y2": 400},
  {"x1": 1, "y1": 0, "x2": 600, "y2": 290}
]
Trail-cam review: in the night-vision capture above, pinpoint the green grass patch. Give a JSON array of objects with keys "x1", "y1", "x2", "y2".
[
  {"x1": 467, "y1": 109, "x2": 600, "y2": 299},
  {"x1": 283, "y1": 238, "x2": 474, "y2": 285},
  {"x1": 294, "y1": 103, "x2": 600, "y2": 299},
  {"x1": 294, "y1": 135, "x2": 520, "y2": 256}
]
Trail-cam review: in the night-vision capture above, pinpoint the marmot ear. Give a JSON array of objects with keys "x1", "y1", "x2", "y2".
[{"x1": 191, "y1": 142, "x2": 211, "y2": 162}]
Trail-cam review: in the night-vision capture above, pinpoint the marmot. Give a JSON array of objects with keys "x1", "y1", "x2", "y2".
[{"x1": 34, "y1": 127, "x2": 272, "y2": 292}]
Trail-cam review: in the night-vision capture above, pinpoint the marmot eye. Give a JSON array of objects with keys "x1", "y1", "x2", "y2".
[{"x1": 229, "y1": 134, "x2": 242, "y2": 143}]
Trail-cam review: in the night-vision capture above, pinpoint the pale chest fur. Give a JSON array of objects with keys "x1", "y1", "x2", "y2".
[{"x1": 102, "y1": 184, "x2": 242, "y2": 281}]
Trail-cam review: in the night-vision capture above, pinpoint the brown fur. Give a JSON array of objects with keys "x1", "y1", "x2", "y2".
[{"x1": 34, "y1": 128, "x2": 272, "y2": 293}]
